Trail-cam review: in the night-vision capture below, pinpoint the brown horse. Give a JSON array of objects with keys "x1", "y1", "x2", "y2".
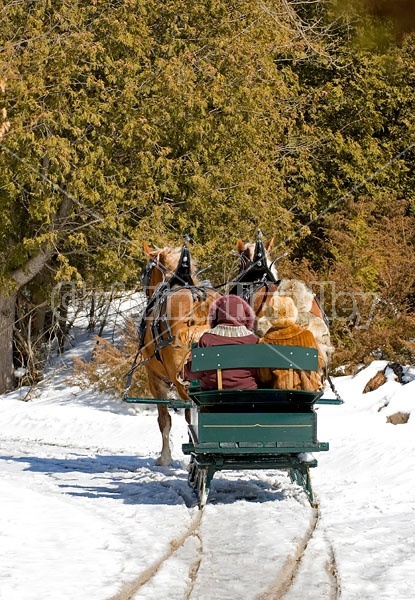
[
  {"x1": 233, "y1": 235, "x2": 334, "y2": 373},
  {"x1": 139, "y1": 243, "x2": 221, "y2": 466}
]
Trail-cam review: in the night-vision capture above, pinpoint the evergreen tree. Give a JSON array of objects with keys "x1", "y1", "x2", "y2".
[
  {"x1": 0, "y1": 0, "x2": 150, "y2": 390},
  {"x1": 2, "y1": 1, "x2": 415, "y2": 391},
  {"x1": 0, "y1": 0, "x2": 331, "y2": 391}
]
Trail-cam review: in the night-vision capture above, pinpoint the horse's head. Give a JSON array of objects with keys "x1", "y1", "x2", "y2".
[
  {"x1": 236, "y1": 237, "x2": 278, "y2": 281},
  {"x1": 142, "y1": 243, "x2": 198, "y2": 297}
]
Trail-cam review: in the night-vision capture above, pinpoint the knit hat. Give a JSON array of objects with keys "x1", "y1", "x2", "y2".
[
  {"x1": 209, "y1": 295, "x2": 256, "y2": 330},
  {"x1": 261, "y1": 294, "x2": 298, "y2": 329}
]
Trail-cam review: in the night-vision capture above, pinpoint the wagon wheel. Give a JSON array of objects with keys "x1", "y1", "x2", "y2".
[
  {"x1": 196, "y1": 467, "x2": 209, "y2": 509},
  {"x1": 289, "y1": 466, "x2": 316, "y2": 507},
  {"x1": 187, "y1": 455, "x2": 197, "y2": 488}
]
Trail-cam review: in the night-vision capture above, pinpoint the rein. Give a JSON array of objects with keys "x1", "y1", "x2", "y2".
[{"x1": 327, "y1": 374, "x2": 344, "y2": 403}]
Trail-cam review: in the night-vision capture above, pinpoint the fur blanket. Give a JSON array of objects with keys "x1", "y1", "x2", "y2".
[{"x1": 257, "y1": 279, "x2": 334, "y2": 372}]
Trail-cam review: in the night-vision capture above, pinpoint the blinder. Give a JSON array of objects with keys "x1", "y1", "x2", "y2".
[
  {"x1": 168, "y1": 244, "x2": 196, "y2": 288},
  {"x1": 235, "y1": 236, "x2": 278, "y2": 285},
  {"x1": 141, "y1": 258, "x2": 157, "y2": 297}
]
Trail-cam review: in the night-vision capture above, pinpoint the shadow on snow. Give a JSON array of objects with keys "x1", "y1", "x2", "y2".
[{"x1": 4, "y1": 453, "x2": 288, "y2": 506}]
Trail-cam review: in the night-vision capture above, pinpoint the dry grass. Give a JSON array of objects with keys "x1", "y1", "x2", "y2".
[{"x1": 71, "y1": 318, "x2": 150, "y2": 398}]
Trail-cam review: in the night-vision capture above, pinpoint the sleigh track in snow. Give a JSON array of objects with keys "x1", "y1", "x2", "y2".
[
  {"x1": 107, "y1": 508, "x2": 203, "y2": 600},
  {"x1": 256, "y1": 498, "x2": 340, "y2": 600},
  {"x1": 107, "y1": 470, "x2": 340, "y2": 600}
]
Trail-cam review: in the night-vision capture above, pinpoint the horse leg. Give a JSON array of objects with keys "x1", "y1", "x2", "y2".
[
  {"x1": 156, "y1": 404, "x2": 173, "y2": 466},
  {"x1": 146, "y1": 373, "x2": 174, "y2": 466},
  {"x1": 155, "y1": 381, "x2": 190, "y2": 463}
]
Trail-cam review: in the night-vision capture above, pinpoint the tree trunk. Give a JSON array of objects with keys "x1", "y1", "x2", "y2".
[
  {"x1": 0, "y1": 293, "x2": 17, "y2": 394},
  {"x1": 0, "y1": 196, "x2": 73, "y2": 395}
]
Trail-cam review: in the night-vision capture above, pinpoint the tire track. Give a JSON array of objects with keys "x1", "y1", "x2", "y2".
[
  {"x1": 105, "y1": 469, "x2": 289, "y2": 600},
  {"x1": 108, "y1": 471, "x2": 337, "y2": 600},
  {"x1": 255, "y1": 496, "x2": 341, "y2": 600},
  {"x1": 107, "y1": 508, "x2": 203, "y2": 600},
  {"x1": 256, "y1": 505, "x2": 319, "y2": 600},
  {"x1": 184, "y1": 529, "x2": 204, "y2": 600},
  {"x1": 326, "y1": 541, "x2": 341, "y2": 600}
]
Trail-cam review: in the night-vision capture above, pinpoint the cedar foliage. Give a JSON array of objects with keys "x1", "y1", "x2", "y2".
[{"x1": 1, "y1": 1, "x2": 415, "y2": 391}]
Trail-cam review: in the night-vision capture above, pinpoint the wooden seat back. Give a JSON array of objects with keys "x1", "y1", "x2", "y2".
[
  {"x1": 190, "y1": 343, "x2": 318, "y2": 390},
  {"x1": 190, "y1": 343, "x2": 318, "y2": 370}
]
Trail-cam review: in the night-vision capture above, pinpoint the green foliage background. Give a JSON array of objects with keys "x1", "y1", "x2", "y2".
[{"x1": 1, "y1": 0, "x2": 415, "y2": 372}]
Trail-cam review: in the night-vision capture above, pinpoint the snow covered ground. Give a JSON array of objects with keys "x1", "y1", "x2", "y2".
[{"x1": 1, "y1": 304, "x2": 415, "y2": 600}]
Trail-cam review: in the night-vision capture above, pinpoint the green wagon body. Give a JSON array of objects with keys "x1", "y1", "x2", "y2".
[{"x1": 124, "y1": 343, "x2": 341, "y2": 507}]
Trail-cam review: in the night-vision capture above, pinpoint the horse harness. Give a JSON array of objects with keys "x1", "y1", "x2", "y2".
[
  {"x1": 127, "y1": 238, "x2": 343, "y2": 402},
  {"x1": 229, "y1": 236, "x2": 280, "y2": 314},
  {"x1": 138, "y1": 244, "x2": 212, "y2": 360},
  {"x1": 230, "y1": 236, "x2": 330, "y2": 328},
  {"x1": 125, "y1": 246, "x2": 214, "y2": 392}
]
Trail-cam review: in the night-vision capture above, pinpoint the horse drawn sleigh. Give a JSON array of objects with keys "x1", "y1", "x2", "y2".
[{"x1": 124, "y1": 233, "x2": 342, "y2": 508}]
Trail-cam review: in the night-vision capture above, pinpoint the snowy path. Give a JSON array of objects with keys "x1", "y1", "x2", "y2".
[
  {"x1": 0, "y1": 433, "x2": 333, "y2": 600},
  {"x1": 1, "y1": 357, "x2": 415, "y2": 599}
]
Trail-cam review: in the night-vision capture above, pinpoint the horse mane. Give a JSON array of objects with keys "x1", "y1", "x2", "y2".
[{"x1": 236, "y1": 237, "x2": 274, "y2": 254}]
